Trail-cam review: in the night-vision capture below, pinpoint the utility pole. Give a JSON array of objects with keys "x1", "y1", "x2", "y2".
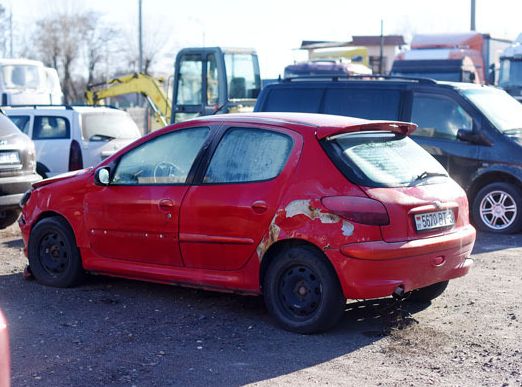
[
  {"x1": 9, "y1": 1, "x2": 13, "y2": 57},
  {"x1": 379, "y1": 20, "x2": 384, "y2": 74},
  {"x1": 470, "y1": 0, "x2": 476, "y2": 31},
  {"x1": 138, "y1": 0, "x2": 143, "y2": 73}
]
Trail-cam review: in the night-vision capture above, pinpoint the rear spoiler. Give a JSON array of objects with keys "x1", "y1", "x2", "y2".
[{"x1": 316, "y1": 121, "x2": 417, "y2": 140}]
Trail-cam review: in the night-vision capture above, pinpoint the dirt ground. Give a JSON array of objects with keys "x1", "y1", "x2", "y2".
[{"x1": 0, "y1": 223, "x2": 521, "y2": 387}]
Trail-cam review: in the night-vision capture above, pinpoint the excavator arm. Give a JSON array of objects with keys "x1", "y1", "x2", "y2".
[{"x1": 85, "y1": 73, "x2": 171, "y2": 126}]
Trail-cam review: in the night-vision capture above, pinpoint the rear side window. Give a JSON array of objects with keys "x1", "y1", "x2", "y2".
[
  {"x1": 8, "y1": 115, "x2": 30, "y2": 134},
  {"x1": 323, "y1": 131, "x2": 447, "y2": 188},
  {"x1": 204, "y1": 128, "x2": 293, "y2": 183},
  {"x1": 260, "y1": 88, "x2": 323, "y2": 112},
  {"x1": 33, "y1": 116, "x2": 70, "y2": 139},
  {"x1": 322, "y1": 88, "x2": 401, "y2": 120}
]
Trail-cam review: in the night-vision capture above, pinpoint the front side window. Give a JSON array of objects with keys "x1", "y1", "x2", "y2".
[
  {"x1": 112, "y1": 127, "x2": 209, "y2": 185},
  {"x1": 1, "y1": 65, "x2": 44, "y2": 89},
  {"x1": 33, "y1": 116, "x2": 70, "y2": 139},
  {"x1": 324, "y1": 131, "x2": 447, "y2": 188},
  {"x1": 204, "y1": 128, "x2": 293, "y2": 183},
  {"x1": 411, "y1": 93, "x2": 472, "y2": 139},
  {"x1": 175, "y1": 55, "x2": 203, "y2": 105},
  {"x1": 8, "y1": 115, "x2": 30, "y2": 134}
]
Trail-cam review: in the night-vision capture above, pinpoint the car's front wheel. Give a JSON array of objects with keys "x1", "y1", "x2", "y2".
[
  {"x1": 28, "y1": 217, "x2": 84, "y2": 288},
  {"x1": 472, "y1": 182, "x2": 522, "y2": 234},
  {"x1": 263, "y1": 246, "x2": 345, "y2": 334}
]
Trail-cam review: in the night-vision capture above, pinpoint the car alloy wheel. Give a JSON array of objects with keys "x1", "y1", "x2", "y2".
[{"x1": 479, "y1": 190, "x2": 517, "y2": 231}]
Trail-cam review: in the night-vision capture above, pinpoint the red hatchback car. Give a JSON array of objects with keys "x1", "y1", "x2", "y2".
[{"x1": 19, "y1": 113, "x2": 475, "y2": 333}]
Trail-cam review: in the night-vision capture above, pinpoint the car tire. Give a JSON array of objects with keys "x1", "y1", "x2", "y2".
[
  {"x1": 0, "y1": 209, "x2": 20, "y2": 229},
  {"x1": 28, "y1": 217, "x2": 84, "y2": 288},
  {"x1": 263, "y1": 246, "x2": 346, "y2": 334},
  {"x1": 406, "y1": 281, "x2": 449, "y2": 303},
  {"x1": 472, "y1": 182, "x2": 522, "y2": 234}
]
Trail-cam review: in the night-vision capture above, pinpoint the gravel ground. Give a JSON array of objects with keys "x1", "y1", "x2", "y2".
[{"x1": 0, "y1": 223, "x2": 521, "y2": 386}]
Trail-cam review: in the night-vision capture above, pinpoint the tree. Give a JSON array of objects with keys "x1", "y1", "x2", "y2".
[
  {"x1": 0, "y1": 4, "x2": 9, "y2": 57},
  {"x1": 31, "y1": 9, "x2": 121, "y2": 103}
]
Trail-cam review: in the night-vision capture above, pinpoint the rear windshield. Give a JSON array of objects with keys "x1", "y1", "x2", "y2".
[
  {"x1": 81, "y1": 111, "x2": 141, "y2": 141},
  {"x1": 323, "y1": 131, "x2": 447, "y2": 188},
  {"x1": 0, "y1": 114, "x2": 23, "y2": 136}
]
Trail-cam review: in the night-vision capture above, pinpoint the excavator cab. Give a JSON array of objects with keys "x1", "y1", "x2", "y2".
[{"x1": 171, "y1": 47, "x2": 261, "y2": 123}]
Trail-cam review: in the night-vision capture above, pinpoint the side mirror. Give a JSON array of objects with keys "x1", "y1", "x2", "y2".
[
  {"x1": 457, "y1": 129, "x2": 492, "y2": 146},
  {"x1": 94, "y1": 167, "x2": 111, "y2": 186}
]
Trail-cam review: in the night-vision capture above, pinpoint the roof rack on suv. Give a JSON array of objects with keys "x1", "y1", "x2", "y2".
[
  {"x1": 282, "y1": 74, "x2": 438, "y2": 85},
  {"x1": 3, "y1": 104, "x2": 119, "y2": 110}
]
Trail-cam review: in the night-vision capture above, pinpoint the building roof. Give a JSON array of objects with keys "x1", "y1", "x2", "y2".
[{"x1": 300, "y1": 35, "x2": 405, "y2": 50}]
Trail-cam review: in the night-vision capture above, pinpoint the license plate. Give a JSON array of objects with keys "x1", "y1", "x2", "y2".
[
  {"x1": 414, "y1": 209, "x2": 455, "y2": 231},
  {"x1": 0, "y1": 151, "x2": 20, "y2": 164}
]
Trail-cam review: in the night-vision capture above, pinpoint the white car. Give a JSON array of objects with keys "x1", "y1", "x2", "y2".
[{"x1": 4, "y1": 106, "x2": 141, "y2": 178}]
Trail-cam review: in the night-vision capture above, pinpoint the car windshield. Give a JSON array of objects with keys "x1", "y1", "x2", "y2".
[
  {"x1": 81, "y1": 111, "x2": 141, "y2": 141},
  {"x1": 1, "y1": 64, "x2": 45, "y2": 90},
  {"x1": 461, "y1": 87, "x2": 522, "y2": 132},
  {"x1": 326, "y1": 131, "x2": 447, "y2": 188}
]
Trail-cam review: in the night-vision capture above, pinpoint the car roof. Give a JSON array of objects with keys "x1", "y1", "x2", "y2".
[
  {"x1": 2, "y1": 105, "x2": 124, "y2": 114},
  {"x1": 182, "y1": 112, "x2": 416, "y2": 139}
]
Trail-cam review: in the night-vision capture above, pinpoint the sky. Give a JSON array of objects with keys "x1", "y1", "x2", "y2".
[{"x1": 6, "y1": 0, "x2": 522, "y2": 78}]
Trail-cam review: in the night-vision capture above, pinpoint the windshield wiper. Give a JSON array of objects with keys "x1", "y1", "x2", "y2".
[
  {"x1": 90, "y1": 134, "x2": 116, "y2": 141},
  {"x1": 412, "y1": 171, "x2": 448, "y2": 183},
  {"x1": 503, "y1": 128, "x2": 522, "y2": 134}
]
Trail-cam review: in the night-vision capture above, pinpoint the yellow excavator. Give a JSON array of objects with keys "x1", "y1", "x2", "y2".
[
  {"x1": 85, "y1": 47, "x2": 261, "y2": 130},
  {"x1": 85, "y1": 72, "x2": 171, "y2": 127}
]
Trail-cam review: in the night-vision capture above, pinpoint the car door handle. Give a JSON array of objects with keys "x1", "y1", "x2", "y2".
[
  {"x1": 251, "y1": 200, "x2": 268, "y2": 214},
  {"x1": 159, "y1": 199, "x2": 175, "y2": 211}
]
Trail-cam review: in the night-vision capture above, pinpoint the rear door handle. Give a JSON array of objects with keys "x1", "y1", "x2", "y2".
[
  {"x1": 251, "y1": 200, "x2": 268, "y2": 214},
  {"x1": 159, "y1": 199, "x2": 175, "y2": 211}
]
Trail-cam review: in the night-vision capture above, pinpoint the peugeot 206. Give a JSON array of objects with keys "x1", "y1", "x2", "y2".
[{"x1": 19, "y1": 113, "x2": 475, "y2": 333}]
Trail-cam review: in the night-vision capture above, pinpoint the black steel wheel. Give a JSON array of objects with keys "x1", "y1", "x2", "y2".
[
  {"x1": 263, "y1": 246, "x2": 345, "y2": 334},
  {"x1": 406, "y1": 281, "x2": 449, "y2": 303},
  {"x1": 28, "y1": 217, "x2": 84, "y2": 288}
]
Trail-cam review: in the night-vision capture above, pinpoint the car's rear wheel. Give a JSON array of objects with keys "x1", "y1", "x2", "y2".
[
  {"x1": 263, "y1": 246, "x2": 345, "y2": 334},
  {"x1": 28, "y1": 217, "x2": 84, "y2": 288},
  {"x1": 406, "y1": 281, "x2": 449, "y2": 303},
  {"x1": 472, "y1": 182, "x2": 522, "y2": 234},
  {"x1": 0, "y1": 209, "x2": 20, "y2": 229}
]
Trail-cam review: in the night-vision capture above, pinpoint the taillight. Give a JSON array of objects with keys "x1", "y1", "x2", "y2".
[
  {"x1": 68, "y1": 140, "x2": 83, "y2": 171},
  {"x1": 321, "y1": 196, "x2": 390, "y2": 226}
]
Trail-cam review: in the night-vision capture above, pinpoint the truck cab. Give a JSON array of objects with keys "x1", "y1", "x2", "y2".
[
  {"x1": 0, "y1": 59, "x2": 63, "y2": 105},
  {"x1": 171, "y1": 47, "x2": 261, "y2": 123}
]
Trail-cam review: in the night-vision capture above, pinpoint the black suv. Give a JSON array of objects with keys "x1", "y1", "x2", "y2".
[
  {"x1": 0, "y1": 112, "x2": 41, "y2": 228},
  {"x1": 255, "y1": 76, "x2": 522, "y2": 234}
]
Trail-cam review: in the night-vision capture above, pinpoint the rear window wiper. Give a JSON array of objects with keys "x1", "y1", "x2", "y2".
[{"x1": 412, "y1": 171, "x2": 448, "y2": 183}]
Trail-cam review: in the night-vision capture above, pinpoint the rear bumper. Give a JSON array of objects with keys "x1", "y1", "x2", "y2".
[
  {"x1": 329, "y1": 225, "x2": 476, "y2": 299},
  {"x1": 0, "y1": 173, "x2": 41, "y2": 209}
]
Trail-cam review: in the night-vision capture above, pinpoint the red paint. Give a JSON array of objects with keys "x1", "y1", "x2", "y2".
[
  {"x1": 0, "y1": 310, "x2": 9, "y2": 387},
  {"x1": 19, "y1": 113, "x2": 475, "y2": 300}
]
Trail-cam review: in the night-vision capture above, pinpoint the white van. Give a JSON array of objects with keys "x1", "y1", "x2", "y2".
[
  {"x1": 4, "y1": 106, "x2": 141, "y2": 178},
  {"x1": 0, "y1": 59, "x2": 63, "y2": 105}
]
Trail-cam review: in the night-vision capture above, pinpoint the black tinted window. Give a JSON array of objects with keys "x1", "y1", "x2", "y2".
[
  {"x1": 205, "y1": 128, "x2": 293, "y2": 183},
  {"x1": 33, "y1": 116, "x2": 70, "y2": 139},
  {"x1": 260, "y1": 88, "x2": 323, "y2": 112},
  {"x1": 322, "y1": 88, "x2": 401, "y2": 120}
]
